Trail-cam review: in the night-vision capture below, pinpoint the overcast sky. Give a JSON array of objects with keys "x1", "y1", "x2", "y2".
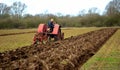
[{"x1": 0, "y1": 0, "x2": 112, "y2": 16}]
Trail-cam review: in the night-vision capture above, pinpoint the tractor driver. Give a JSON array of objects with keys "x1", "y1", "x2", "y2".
[{"x1": 48, "y1": 18, "x2": 55, "y2": 32}]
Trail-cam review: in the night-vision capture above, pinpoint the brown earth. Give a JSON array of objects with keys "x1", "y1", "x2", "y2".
[{"x1": 0, "y1": 28, "x2": 118, "y2": 70}]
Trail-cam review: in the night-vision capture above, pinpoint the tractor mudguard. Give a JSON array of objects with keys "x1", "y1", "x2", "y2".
[
  {"x1": 52, "y1": 24, "x2": 60, "y2": 35},
  {"x1": 37, "y1": 24, "x2": 47, "y2": 33}
]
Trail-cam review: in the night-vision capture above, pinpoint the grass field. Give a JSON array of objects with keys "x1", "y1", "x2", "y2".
[
  {"x1": 0, "y1": 33, "x2": 34, "y2": 52},
  {"x1": 0, "y1": 27, "x2": 120, "y2": 70},
  {"x1": 0, "y1": 28, "x2": 36, "y2": 35}
]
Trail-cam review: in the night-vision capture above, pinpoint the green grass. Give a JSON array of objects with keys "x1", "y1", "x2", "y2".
[
  {"x1": 0, "y1": 28, "x2": 36, "y2": 35},
  {"x1": 0, "y1": 33, "x2": 35, "y2": 52},
  {"x1": 0, "y1": 27, "x2": 100, "y2": 52},
  {"x1": 80, "y1": 29, "x2": 120, "y2": 70},
  {"x1": 62, "y1": 27, "x2": 101, "y2": 38}
]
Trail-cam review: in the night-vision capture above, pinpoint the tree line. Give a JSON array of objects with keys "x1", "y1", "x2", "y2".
[{"x1": 0, "y1": 0, "x2": 120, "y2": 29}]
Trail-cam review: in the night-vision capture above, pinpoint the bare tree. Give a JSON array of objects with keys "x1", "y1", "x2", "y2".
[
  {"x1": 11, "y1": 1, "x2": 27, "y2": 18},
  {"x1": 56, "y1": 12, "x2": 63, "y2": 17},
  {"x1": 0, "y1": 3, "x2": 10, "y2": 15},
  {"x1": 78, "y1": 9, "x2": 86, "y2": 16},
  {"x1": 85, "y1": 7, "x2": 100, "y2": 17},
  {"x1": 88, "y1": 7, "x2": 99, "y2": 14},
  {"x1": 105, "y1": 0, "x2": 120, "y2": 16}
]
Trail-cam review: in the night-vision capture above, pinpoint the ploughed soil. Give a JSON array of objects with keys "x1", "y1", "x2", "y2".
[{"x1": 0, "y1": 28, "x2": 118, "y2": 70}]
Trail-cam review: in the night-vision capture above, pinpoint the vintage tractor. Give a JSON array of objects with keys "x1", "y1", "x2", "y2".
[{"x1": 33, "y1": 23, "x2": 64, "y2": 44}]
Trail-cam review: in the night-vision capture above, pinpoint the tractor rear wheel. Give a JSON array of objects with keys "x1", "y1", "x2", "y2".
[{"x1": 54, "y1": 35, "x2": 59, "y2": 41}]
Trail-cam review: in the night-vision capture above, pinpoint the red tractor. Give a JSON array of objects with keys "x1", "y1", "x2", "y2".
[{"x1": 33, "y1": 23, "x2": 64, "y2": 44}]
